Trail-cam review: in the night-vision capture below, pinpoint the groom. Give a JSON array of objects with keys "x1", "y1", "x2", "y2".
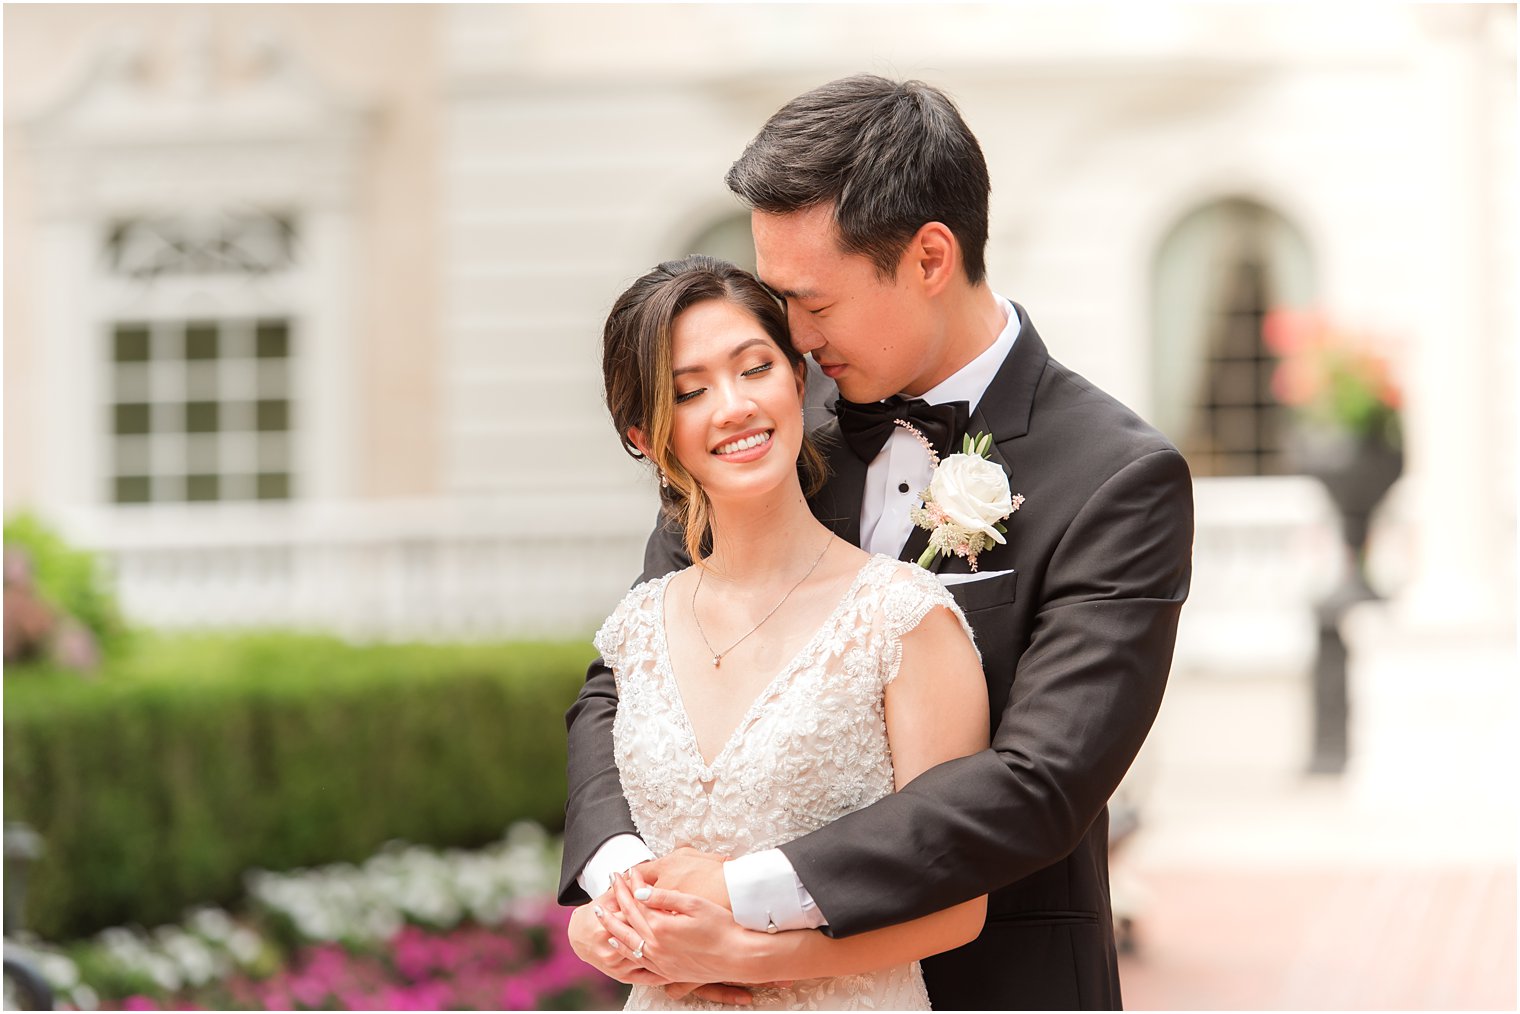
[{"x1": 561, "y1": 75, "x2": 1194, "y2": 1010}]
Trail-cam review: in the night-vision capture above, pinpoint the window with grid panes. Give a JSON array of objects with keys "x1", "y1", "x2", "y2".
[
  {"x1": 1183, "y1": 251, "x2": 1288, "y2": 477},
  {"x1": 105, "y1": 212, "x2": 298, "y2": 504},
  {"x1": 1152, "y1": 198, "x2": 1313, "y2": 479}
]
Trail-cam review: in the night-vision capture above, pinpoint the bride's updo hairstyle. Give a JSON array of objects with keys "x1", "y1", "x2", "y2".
[{"x1": 602, "y1": 254, "x2": 829, "y2": 565}]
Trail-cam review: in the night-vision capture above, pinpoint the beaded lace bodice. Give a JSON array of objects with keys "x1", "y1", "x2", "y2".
[{"x1": 595, "y1": 554, "x2": 975, "y2": 1011}]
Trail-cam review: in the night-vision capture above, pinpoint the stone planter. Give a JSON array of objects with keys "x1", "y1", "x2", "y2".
[
  {"x1": 1288, "y1": 425, "x2": 1403, "y2": 775},
  {"x1": 1290, "y1": 427, "x2": 1404, "y2": 558}
]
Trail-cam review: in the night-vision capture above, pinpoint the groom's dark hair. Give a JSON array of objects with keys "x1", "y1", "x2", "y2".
[{"x1": 726, "y1": 75, "x2": 991, "y2": 285}]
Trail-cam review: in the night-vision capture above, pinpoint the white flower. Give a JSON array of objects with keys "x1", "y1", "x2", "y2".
[
  {"x1": 895, "y1": 427, "x2": 1024, "y2": 571},
  {"x1": 227, "y1": 928, "x2": 263, "y2": 966},
  {"x1": 187, "y1": 906, "x2": 235, "y2": 942},
  {"x1": 926, "y1": 452, "x2": 1014, "y2": 544},
  {"x1": 97, "y1": 927, "x2": 143, "y2": 958},
  {"x1": 239, "y1": 822, "x2": 567, "y2": 946},
  {"x1": 145, "y1": 954, "x2": 182, "y2": 992},
  {"x1": 34, "y1": 951, "x2": 80, "y2": 990},
  {"x1": 155, "y1": 927, "x2": 217, "y2": 986}
]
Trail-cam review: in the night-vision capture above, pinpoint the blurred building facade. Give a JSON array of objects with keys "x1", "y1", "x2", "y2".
[{"x1": 3, "y1": 5, "x2": 1514, "y2": 668}]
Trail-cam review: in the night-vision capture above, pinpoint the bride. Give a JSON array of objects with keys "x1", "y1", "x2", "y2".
[{"x1": 568, "y1": 255, "x2": 989, "y2": 1010}]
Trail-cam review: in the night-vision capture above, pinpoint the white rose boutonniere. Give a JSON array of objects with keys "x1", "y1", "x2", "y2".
[{"x1": 895, "y1": 422, "x2": 1025, "y2": 571}]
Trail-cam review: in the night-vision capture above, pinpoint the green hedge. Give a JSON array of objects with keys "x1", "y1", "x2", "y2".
[{"x1": 3, "y1": 632, "x2": 596, "y2": 941}]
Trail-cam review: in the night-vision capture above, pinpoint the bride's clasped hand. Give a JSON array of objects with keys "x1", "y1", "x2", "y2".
[{"x1": 569, "y1": 851, "x2": 764, "y2": 1004}]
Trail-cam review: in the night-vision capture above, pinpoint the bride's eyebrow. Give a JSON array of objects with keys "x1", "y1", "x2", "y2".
[{"x1": 671, "y1": 338, "x2": 772, "y2": 378}]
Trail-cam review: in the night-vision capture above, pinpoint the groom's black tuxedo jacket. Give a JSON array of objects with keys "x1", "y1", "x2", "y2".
[{"x1": 560, "y1": 304, "x2": 1194, "y2": 1010}]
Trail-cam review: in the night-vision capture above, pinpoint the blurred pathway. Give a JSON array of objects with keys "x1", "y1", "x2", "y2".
[
  {"x1": 1118, "y1": 865, "x2": 1515, "y2": 1010},
  {"x1": 1113, "y1": 621, "x2": 1517, "y2": 1010}
]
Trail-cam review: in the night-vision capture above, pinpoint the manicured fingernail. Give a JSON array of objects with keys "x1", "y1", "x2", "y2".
[
  {"x1": 634, "y1": 887, "x2": 652, "y2": 901},
  {"x1": 592, "y1": 905, "x2": 604, "y2": 917},
  {"x1": 608, "y1": 937, "x2": 618, "y2": 948}
]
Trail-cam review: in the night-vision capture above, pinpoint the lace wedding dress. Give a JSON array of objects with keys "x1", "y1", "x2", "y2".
[{"x1": 594, "y1": 554, "x2": 976, "y2": 1011}]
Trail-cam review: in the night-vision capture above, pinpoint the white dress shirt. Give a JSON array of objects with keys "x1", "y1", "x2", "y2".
[{"x1": 579, "y1": 295, "x2": 1020, "y2": 930}]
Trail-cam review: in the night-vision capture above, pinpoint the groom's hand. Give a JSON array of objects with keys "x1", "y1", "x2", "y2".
[{"x1": 638, "y1": 846, "x2": 732, "y2": 911}]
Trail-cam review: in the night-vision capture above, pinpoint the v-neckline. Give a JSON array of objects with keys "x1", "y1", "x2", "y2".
[{"x1": 653, "y1": 554, "x2": 885, "y2": 777}]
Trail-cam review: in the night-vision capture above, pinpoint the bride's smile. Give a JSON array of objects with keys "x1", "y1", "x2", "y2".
[{"x1": 711, "y1": 429, "x2": 772, "y2": 459}]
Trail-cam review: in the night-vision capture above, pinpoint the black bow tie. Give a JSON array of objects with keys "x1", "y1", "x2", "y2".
[{"x1": 835, "y1": 395, "x2": 971, "y2": 463}]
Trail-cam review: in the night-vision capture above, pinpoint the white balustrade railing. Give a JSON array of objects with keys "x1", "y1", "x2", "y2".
[
  {"x1": 56, "y1": 478, "x2": 1349, "y2": 672},
  {"x1": 1177, "y1": 475, "x2": 1343, "y2": 677},
  {"x1": 56, "y1": 494, "x2": 658, "y2": 642}
]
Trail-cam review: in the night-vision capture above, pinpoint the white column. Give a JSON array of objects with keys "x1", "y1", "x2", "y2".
[
  {"x1": 37, "y1": 210, "x2": 103, "y2": 512},
  {"x1": 1393, "y1": 9, "x2": 1511, "y2": 633},
  {"x1": 295, "y1": 202, "x2": 359, "y2": 503}
]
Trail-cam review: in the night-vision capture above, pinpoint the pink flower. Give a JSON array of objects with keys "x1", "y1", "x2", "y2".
[
  {"x1": 1271, "y1": 354, "x2": 1322, "y2": 407},
  {"x1": 96, "y1": 900, "x2": 631, "y2": 1012},
  {"x1": 501, "y1": 978, "x2": 538, "y2": 1010},
  {"x1": 1262, "y1": 309, "x2": 1323, "y2": 356},
  {"x1": 1264, "y1": 307, "x2": 1403, "y2": 437},
  {"x1": 393, "y1": 929, "x2": 437, "y2": 980}
]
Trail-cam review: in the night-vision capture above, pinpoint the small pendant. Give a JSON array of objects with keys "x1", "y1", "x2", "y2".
[{"x1": 712, "y1": 655, "x2": 722, "y2": 668}]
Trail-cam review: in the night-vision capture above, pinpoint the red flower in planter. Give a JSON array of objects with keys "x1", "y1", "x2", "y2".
[{"x1": 1263, "y1": 309, "x2": 1403, "y2": 444}]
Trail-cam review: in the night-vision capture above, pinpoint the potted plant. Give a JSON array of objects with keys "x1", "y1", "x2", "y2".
[
  {"x1": 1263, "y1": 310, "x2": 1405, "y2": 775},
  {"x1": 1264, "y1": 310, "x2": 1404, "y2": 554}
]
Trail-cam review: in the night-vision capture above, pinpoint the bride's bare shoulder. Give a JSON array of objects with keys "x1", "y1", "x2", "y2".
[{"x1": 827, "y1": 540, "x2": 873, "y2": 576}]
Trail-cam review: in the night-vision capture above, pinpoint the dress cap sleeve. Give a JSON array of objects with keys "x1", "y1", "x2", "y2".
[
  {"x1": 878, "y1": 563, "x2": 979, "y2": 687},
  {"x1": 593, "y1": 576, "x2": 664, "y2": 673}
]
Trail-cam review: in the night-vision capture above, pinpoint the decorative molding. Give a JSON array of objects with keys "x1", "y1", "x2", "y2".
[{"x1": 21, "y1": 20, "x2": 374, "y2": 217}]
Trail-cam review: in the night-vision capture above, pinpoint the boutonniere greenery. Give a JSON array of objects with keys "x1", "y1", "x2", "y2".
[{"x1": 895, "y1": 423, "x2": 1025, "y2": 571}]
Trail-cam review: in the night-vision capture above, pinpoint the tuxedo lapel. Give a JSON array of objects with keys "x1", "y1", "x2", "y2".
[
  {"x1": 972, "y1": 302, "x2": 1047, "y2": 443},
  {"x1": 967, "y1": 405, "x2": 1015, "y2": 476},
  {"x1": 808, "y1": 420, "x2": 866, "y2": 547}
]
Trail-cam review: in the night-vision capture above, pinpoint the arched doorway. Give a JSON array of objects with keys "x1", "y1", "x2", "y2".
[{"x1": 1151, "y1": 197, "x2": 1315, "y2": 477}]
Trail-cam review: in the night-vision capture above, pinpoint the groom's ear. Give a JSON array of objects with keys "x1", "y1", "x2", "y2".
[{"x1": 909, "y1": 221, "x2": 958, "y2": 298}]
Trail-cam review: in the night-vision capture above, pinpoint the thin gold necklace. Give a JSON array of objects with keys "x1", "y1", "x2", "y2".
[{"x1": 692, "y1": 533, "x2": 835, "y2": 669}]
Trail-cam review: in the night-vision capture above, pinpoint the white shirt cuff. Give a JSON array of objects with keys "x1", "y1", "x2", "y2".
[
  {"x1": 577, "y1": 834, "x2": 656, "y2": 900},
  {"x1": 724, "y1": 848, "x2": 828, "y2": 931}
]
